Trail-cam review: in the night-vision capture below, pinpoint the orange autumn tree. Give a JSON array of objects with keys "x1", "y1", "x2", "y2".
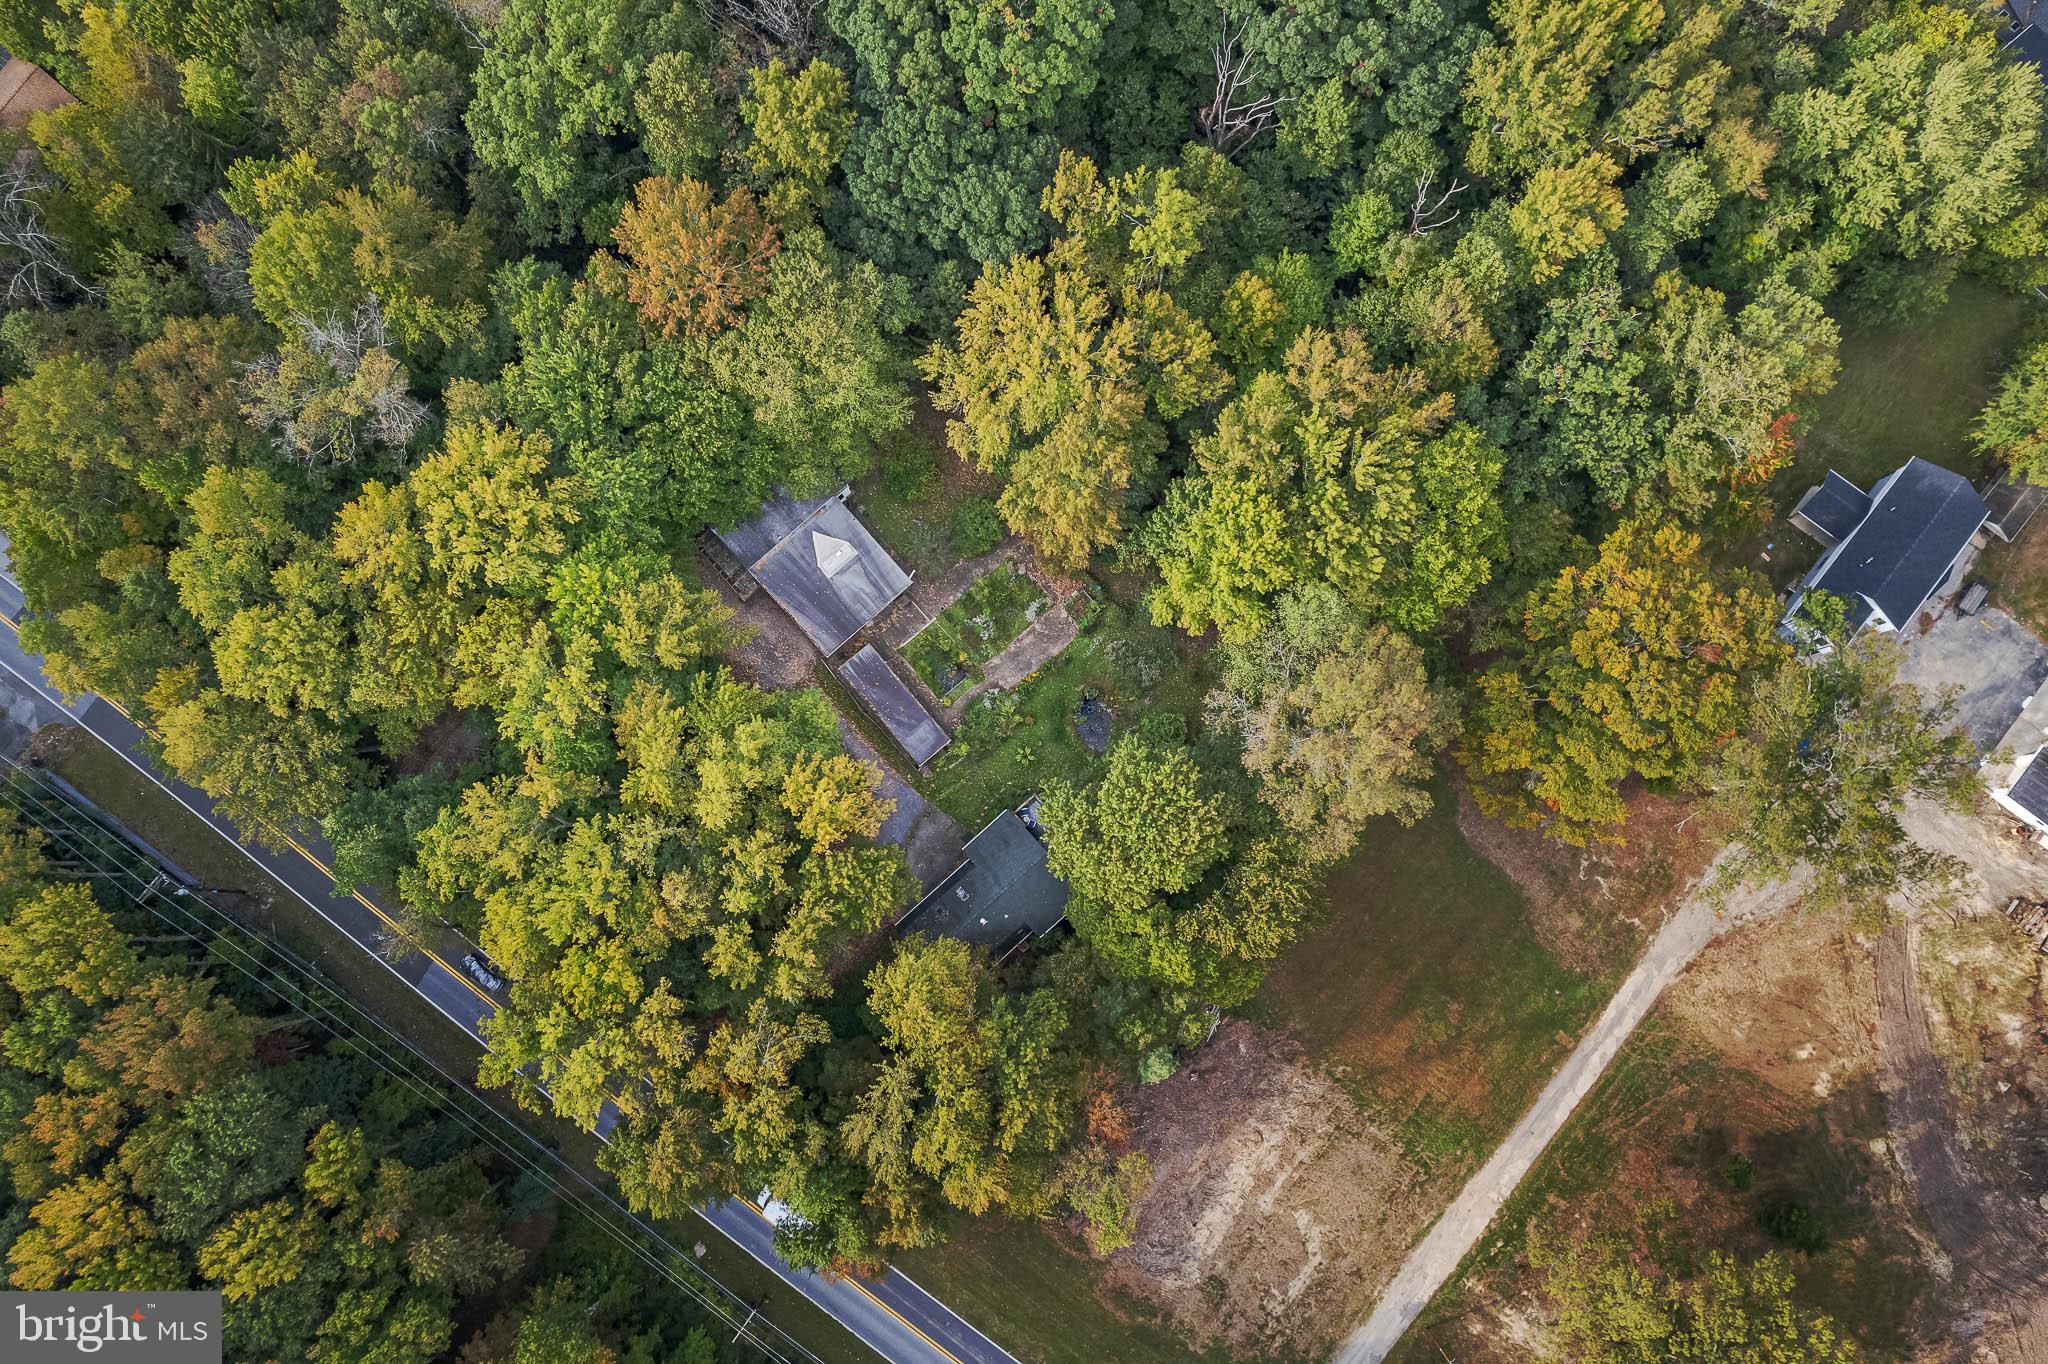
[{"x1": 613, "y1": 176, "x2": 780, "y2": 338}]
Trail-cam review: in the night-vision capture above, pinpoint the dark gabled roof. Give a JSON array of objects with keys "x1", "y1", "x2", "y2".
[
  {"x1": 1792, "y1": 471, "x2": 1871, "y2": 545},
  {"x1": 2011, "y1": 752, "x2": 2048, "y2": 824},
  {"x1": 727, "y1": 495, "x2": 912, "y2": 655},
  {"x1": 2008, "y1": 1, "x2": 2048, "y2": 74},
  {"x1": 1809, "y1": 458, "x2": 1987, "y2": 629},
  {"x1": 839, "y1": 645, "x2": 949, "y2": 767},
  {"x1": 711, "y1": 489, "x2": 840, "y2": 570},
  {"x1": 897, "y1": 809, "x2": 1069, "y2": 949}
]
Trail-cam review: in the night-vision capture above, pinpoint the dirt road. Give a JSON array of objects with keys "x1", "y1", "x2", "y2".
[
  {"x1": 1876, "y1": 918, "x2": 2048, "y2": 1359},
  {"x1": 1331, "y1": 860, "x2": 1784, "y2": 1364},
  {"x1": 1877, "y1": 799, "x2": 2048, "y2": 1360}
]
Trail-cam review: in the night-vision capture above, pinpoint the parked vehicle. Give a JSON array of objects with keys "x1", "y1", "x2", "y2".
[{"x1": 462, "y1": 952, "x2": 503, "y2": 992}]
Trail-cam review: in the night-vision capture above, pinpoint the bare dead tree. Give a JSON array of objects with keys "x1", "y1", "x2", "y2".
[
  {"x1": 0, "y1": 162, "x2": 97, "y2": 307},
  {"x1": 188, "y1": 193, "x2": 257, "y2": 311},
  {"x1": 436, "y1": 0, "x2": 498, "y2": 51},
  {"x1": 240, "y1": 298, "x2": 430, "y2": 469},
  {"x1": 1409, "y1": 172, "x2": 1468, "y2": 235},
  {"x1": 696, "y1": 0, "x2": 820, "y2": 55},
  {"x1": 1199, "y1": 12, "x2": 1286, "y2": 158}
]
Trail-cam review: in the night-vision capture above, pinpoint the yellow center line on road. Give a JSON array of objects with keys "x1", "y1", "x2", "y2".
[
  {"x1": 737, "y1": 1198, "x2": 963, "y2": 1364},
  {"x1": 0, "y1": 612, "x2": 501, "y2": 1010}
]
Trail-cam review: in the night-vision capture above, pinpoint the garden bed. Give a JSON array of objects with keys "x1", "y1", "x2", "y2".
[{"x1": 902, "y1": 559, "x2": 1049, "y2": 695}]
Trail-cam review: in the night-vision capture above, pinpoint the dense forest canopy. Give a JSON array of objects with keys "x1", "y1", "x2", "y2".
[
  {"x1": 0, "y1": 0, "x2": 2040, "y2": 1278},
  {"x1": 0, "y1": 807, "x2": 736, "y2": 1362}
]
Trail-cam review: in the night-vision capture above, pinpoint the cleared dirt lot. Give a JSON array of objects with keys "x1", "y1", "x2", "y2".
[{"x1": 1108, "y1": 1021, "x2": 1441, "y2": 1358}]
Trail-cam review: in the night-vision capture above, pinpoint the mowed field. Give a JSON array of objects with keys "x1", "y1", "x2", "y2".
[
  {"x1": 1246, "y1": 781, "x2": 1610, "y2": 1175},
  {"x1": 1778, "y1": 276, "x2": 2031, "y2": 495}
]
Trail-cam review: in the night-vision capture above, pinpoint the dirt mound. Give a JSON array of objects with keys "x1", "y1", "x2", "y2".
[{"x1": 1108, "y1": 1021, "x2": 1436, "y2": 1357}]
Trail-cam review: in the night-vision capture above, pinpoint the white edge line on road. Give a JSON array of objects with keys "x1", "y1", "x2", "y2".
[
  {"x1": 0, "y1": 621, "x2": 1020, "y2": 1364},
  {"x1": 877, "y1": 1268, "x2": 1023, "y2": 1364},
  {"x1": 0, "y1": 652, "x2": 496, "y2": 1051}
]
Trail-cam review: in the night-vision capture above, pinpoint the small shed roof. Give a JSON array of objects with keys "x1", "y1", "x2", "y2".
[
  {"x1": 897, "y1": 809, "x2": 1068, "y2": 950},
  {"x1": 1984, "y1": 473, "x2": 2047, "y2": 541},
  {"x1": 1808, "y1": 458, "x2": 1987, "y2": 630},
  {"x1": 1791, "y1": 471, "x2": 1871, "y2": 546},
  {"x1": 839, "y1": 645, "x2": 949, "y2": 767}
]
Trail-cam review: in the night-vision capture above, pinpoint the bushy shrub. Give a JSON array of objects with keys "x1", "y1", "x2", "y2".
[
  {"x1": 881, "y1": 437, "x2": 937, "y2": 500},
  {"x1": 1758, "y1": 1199, "x2": 1827, "y2": 1253},
  {"x1": 953, "y1": 495, "x2": 1003, "y2": 556},
  {"x1": 1136, "y1": 710, "x2": 1186, "y2": 747}
]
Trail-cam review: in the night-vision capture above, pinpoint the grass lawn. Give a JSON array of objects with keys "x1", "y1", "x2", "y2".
[
  {"x1": 892, "y1": 1213, "x2": 1251, "y2": 1364},
  {"x1": 1245, "y1": 778, "x2": 1608, "y2": 1174},
  {"x1": 1980, "y1": 512, "x2": 2048, "y2": 636},
  {"x1": 36, "y1": 725, "x2": 884, "y2": 1364},
  {"x1": 1389, "y1": 1019, "x2": 1936, "y2": 1364},
  {"x1": 901, "y1": 560, "x2": 1048, "y2": 696},
  {"x1": 1778, "y1": 277, "x2": 2033, "y2": 500}
]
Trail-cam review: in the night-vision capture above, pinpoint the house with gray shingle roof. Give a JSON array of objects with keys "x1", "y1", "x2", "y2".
[
  {"x1": 1783, "y1": 458, "x2": 1988, "y2": 640},
  {"x1": 711, "y1": 487, "x2": 914, "y2": 656},
  {"x1": 895, "y1": 804, "x2": 1068, "y2": 959}
]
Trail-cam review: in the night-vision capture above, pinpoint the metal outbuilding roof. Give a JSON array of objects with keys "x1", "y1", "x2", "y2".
[
  {"x1": 713, "y1": 490, "x2": 913, "y2": 656},
  {"x1": 839, "y1": 645, "x2": 949, "y2": 767}
]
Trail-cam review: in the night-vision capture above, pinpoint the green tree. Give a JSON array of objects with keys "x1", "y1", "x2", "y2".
[
  {"x1": 1504, "y1": 255, "x2": 1663, "y2": 508},
  {"x1": 742, "y1": 58, "x2": 856, "y2": 219},
  {"x1": 1210, "y1": 618, "x2": 1457, "y2": 862},
  {"x1": 466, "y1": 0, "x2": 695, "y2": 242},
  {"x1": 923, "y1": 245, "x2": 1226, "y2": 570},
  {"x1": 1150, "y1": 328, "x2": 1506, "y2": 640},
  {"x1": 634, "y1": 49, "x2": 721, "y2": 180},
  {"x1": 1975, "y1": 339, "x2": 2048, "y2": 484},
  {"x1": 1534, "y1": 1230, "x2": 1857, "y2": 1363},
  {"x1": 708, "y1": 229, "x2": 909, "y2": 494},
  {"x1": 1043, "y1": 736, "x2": 1317, "y2": 1006},
  {"x1": 828, "y1": 0, "x2": 1110, "y2": 265},
  {"x1": 1772, "y1": 1, "x2": 2043, "y2": 299},
  {"x1": 496, "y1": 257, "x2": 771, "y2": 538},
  {"x1": 1709, "y1": 628, "x2": 1977, "y2": 920},
  {"x1": 1459, "y1": 520, "x2": 1784, "y2": 844}
]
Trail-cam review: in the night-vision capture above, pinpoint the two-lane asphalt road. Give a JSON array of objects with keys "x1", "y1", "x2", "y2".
[{"x1": 0, "y1": 565, "x2": 1018, "y2": 1364}]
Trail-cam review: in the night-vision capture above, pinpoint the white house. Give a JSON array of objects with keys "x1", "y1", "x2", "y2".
[{"x1": 1782, "y1": 458, "x2": 1989, "y2": 639}]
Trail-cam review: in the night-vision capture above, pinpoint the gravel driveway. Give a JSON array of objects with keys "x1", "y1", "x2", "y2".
[{"x1": 1331, "y1": 856, "x2": 1788, "y2": 1364}]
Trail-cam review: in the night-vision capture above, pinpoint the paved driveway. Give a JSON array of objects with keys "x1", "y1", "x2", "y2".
[{"x1": 1895, "y1": 606, "x2": 2048, "y2": 752}]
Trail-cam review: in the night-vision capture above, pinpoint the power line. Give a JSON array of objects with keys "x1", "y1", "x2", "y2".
[{"x1": 0, "y1": 761, "x2": 834, "y2": 1364}]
